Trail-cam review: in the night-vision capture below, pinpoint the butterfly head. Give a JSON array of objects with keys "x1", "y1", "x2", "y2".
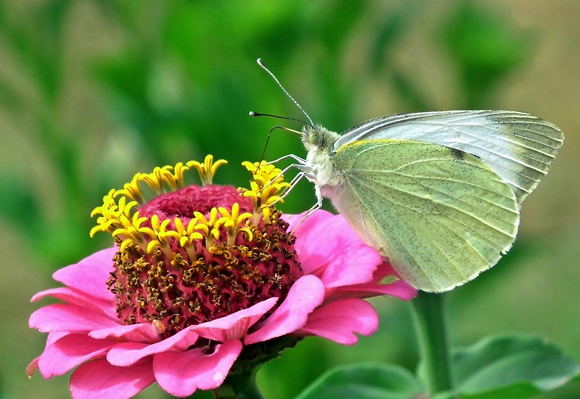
[{"x1": 302, "y1": 125, "x2": 339, "y2": 152}]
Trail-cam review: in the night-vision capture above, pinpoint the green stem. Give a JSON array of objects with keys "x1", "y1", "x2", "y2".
[
  {"x1": 212, "y1": 368, "x2": 264, "y2": 399},
  {"x1": 410, "y1": 291, "x2": 453, "y2": 396}
]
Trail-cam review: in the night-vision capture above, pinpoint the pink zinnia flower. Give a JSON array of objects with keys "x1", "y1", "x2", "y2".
[{"x1": 28, "y1": 156, "x2": 416, "y2": 398}]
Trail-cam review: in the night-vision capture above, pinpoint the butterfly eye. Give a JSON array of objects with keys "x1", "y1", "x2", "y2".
[{"x1": 306, "y1": 127, "x2": 321, "y2": 145}]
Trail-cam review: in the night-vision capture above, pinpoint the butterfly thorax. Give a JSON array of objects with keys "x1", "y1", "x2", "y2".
[{"x1": 302, "y1": 126, "x2": 344, "y2": 195}]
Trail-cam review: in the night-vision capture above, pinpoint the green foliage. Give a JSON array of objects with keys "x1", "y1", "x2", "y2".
[
  {"x1": 294, "y1": 363, "x2": 423, "y2": 399},
  {"x1": 447, "y1": 334, "x2": 580, "y2": 399},
  {"x1": 295, "y1": 335, "x2": 580, "y2": 399}
]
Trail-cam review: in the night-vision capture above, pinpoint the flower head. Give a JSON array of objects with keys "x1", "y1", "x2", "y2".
[{"x1": 28, "y1": 155, "x2": 416, "y2": 399}]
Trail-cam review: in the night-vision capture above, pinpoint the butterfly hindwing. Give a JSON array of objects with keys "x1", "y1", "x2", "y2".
[{"x1": 331, "y1": 138, "x2": 520, "y2": 292}]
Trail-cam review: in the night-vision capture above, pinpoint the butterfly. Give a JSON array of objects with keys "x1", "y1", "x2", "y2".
[{"x1": 254, "y1": 60, "x2": 564, "y2": 293}]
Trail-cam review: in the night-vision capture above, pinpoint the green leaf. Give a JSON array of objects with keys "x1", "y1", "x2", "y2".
[
  {"x1": 294, "y1": 363, "x2": 424, "y2": 399},
  {"x1": 451, "y1": 334, "x2": 580, "y2": 399}
]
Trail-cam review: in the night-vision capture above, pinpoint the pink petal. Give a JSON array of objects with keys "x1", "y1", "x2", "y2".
[
  {"x1": 28, "y1": 332, "x2": 74, "y2": 376},
  {"x1": 154, "y1": 340, "x2": 242, "y2": 396},
  {"x1": 53, "y1": 247, "x2": 116, "y2": 302},
  {"x1": 298, "y1": 298, "x2": 378, "y2": 345},
  {"x1": 38, "y1": 334, "x2": 116, "y2": 378},
  {"x1": 90, "y1": 323, "x2": 161, "y2": 344},
  {"x1": 29, "y1": 303, "x2": 120, "y2": 333},
  {"x1": 332, "y1": 263, "x2": 417, "y2": 301},
  {"x1": 288, "y1": 211, "x2": 383, "y2": 288},
  {"x1": 26, "y1": 357, "x2": 39, "y2": 378},
  {"x1": 47, "y1": 331, "x2": 70, "y2": 346},
  {"x1": 283, "y1": 212, "x2": 307, "y2": 231},
  {"x1": 70, "y1": 358, "x2": 154, "y2": 399},
  {"x1": 244, "y1": 275, "x2": 324, "y2": 345},
  {"x1": 192, "y1": 297, "x2": 278, "y2": 342},
  {"x1": 32, "y1": 287, "x2": 116, "y2": 318},
  {"x1": 106, "y1": 327, "x2": 199, "y2": 367}
]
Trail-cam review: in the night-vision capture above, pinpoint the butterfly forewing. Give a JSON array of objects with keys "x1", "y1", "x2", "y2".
[
  {"x1": 331, "y1": 139, "x2": 520, "y2": 292},
  {"x1": 333, "y1": 111, "x2": 564, "y2": 204}
]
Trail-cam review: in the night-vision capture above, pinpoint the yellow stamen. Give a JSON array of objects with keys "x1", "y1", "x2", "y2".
[
  {"x1": 140, "y1": 166, "x2": 173, "y2": 195},
  {"x1": 114, "y1": 173, "x2": 146, "y2": 204},
  {"x1": 216, "y1": 203, "x2": 253, "y2": 246},
  {"x1": 171, "y1": 162, "x2": 189, "y2": 190},
  {"x1": 145, "y1": 215, "x2": 177, "y2": 259},
  {"x1": 111, "y1": 210, "x2": 154, "y2": 252},
  {"x1": 90, "y1": 155, "x2": 290, "y2": 264},
  {"x1": 193, "y1": 208, "x2": 221, "y2": 247},
  {"x1": 241, "y1": 161, "x2": 290, "y2": 221},
  {"x1": 172, "y1": 218, "x2": 203, "y2": 262},
  {"x1": 187, "y1": 155, "x2": 228, "y2": 185}
]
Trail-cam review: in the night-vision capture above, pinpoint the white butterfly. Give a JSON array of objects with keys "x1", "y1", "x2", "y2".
[{"x1": 254, "y1": 60, "x2": 564, "y2": 293}]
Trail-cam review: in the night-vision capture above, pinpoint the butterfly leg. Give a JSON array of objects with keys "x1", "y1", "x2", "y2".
[
  {"x1": 266, "y1": 153, "x2": 307, "y2": 165},
  {"x1": 261, "y1": 166, "x2": 311, "y2": 206},
  {"x1": 290, "y1": 184, "x2": 323, "y2": 232},
  {"x1": 259, "y1": 162, "x2": 311, "y2": 197},
  {"x1": 260, "y1": 163, "x2": 320, "y2": 207},
  {"x1": 256, "y1": 160, "x2": 324, "y2": 230}
]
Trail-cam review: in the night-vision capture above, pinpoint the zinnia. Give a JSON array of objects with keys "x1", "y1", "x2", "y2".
[{"x1": 28, "y1": 155, "x2": 416, "y2": 398}]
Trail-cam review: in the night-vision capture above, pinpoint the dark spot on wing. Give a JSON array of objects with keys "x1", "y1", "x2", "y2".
[
  {"x1": 447, "y1": 147, "x2": 480, "y2": 161},
  {"x1": 449, "y1": 147, "x2": 466, "y2": 160}
]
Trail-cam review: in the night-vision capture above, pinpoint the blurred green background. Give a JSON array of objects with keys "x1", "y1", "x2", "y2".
[{"x1": 0, "y1": 1, "x2": 578, "y2": 398}]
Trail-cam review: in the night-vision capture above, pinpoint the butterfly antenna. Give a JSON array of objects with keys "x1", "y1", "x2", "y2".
[
  {"x1": 249, "y1": 111, "x2": 308, "y2": 126},
  {"x1": 253, "y1": 122, "x2": 302, "y2": 164},
  {"x1": 257, "y1": 58, "x2": 314, "y2": 127}
]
